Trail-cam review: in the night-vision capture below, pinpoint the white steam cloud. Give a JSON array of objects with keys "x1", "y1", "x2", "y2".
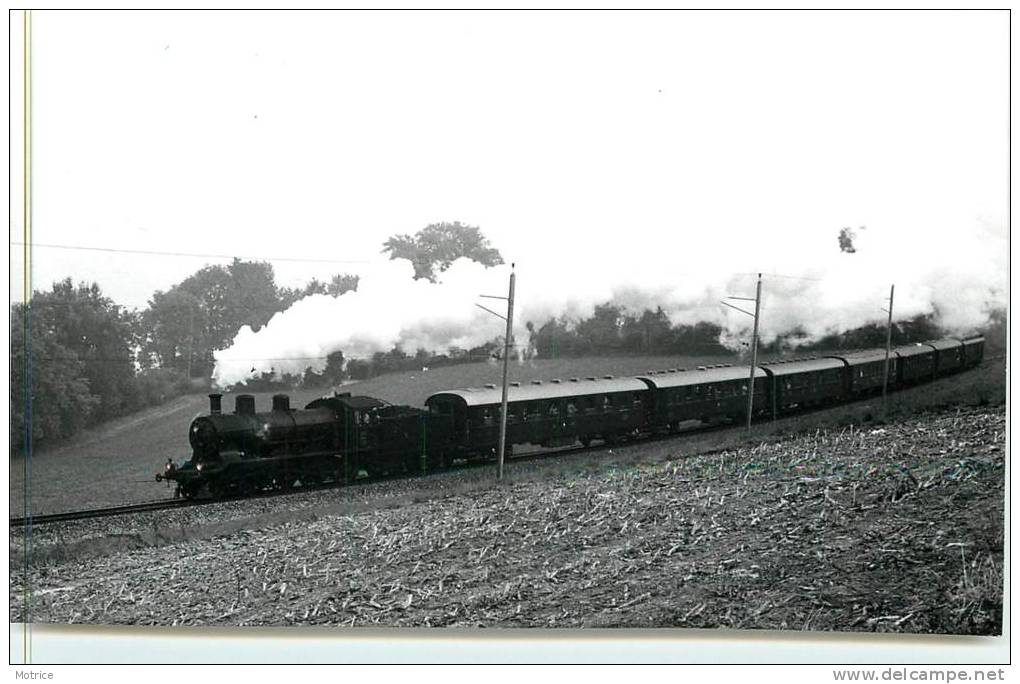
[{"x1": 212, "y1": 220, "x2": 1005, "y2": 388}]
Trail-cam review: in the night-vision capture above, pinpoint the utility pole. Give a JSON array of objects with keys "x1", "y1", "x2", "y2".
[
  {"x1": 476, "y1": 264, "x2": 516, "y2": 479},
  {"x1": 186, "y1": 307, "x2": 194, "y2": 380},
  {"x1": 882, "y1": 284, "x2": 895, "y2": 415},
  {"x1": 722, "y1": 273, "x2": 763, "y2": 433}
]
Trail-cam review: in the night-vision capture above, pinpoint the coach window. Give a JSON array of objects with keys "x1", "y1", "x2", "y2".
[{"x1": 566, "y1": 401, "x2": 577, "y2": 417}]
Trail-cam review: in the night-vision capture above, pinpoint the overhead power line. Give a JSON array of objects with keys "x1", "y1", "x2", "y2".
[
  {"x1": 9, "y1": 241, "x2": 370, "y2": 265},
  {"x1": 18, "y1": 355, "x2": 335, "y2": 363}
]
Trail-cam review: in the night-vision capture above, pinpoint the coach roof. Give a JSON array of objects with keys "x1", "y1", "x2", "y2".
[
  {"x1": 759, "y1": 357, "x2": 847, "y2": 376},
  {"x1": 926, "y1": 339, "x2": 964, "y2": 352},
  {"x1": 426, "y1": 376, "x2": 649, "y2": 407},
  {"x1": 893, "y1": 343, "x2": 937, "y2": 358},
  {"x1": 827, "y1": 349, "x2": 891, "y2": 365},
  {"x1": 637, "y1": 365, "x2": 766, "y2": 389}
]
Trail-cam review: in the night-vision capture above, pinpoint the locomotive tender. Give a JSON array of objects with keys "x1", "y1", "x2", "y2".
[{"x1": 158, "y1": 336, "x2": 984, "y2": 499}]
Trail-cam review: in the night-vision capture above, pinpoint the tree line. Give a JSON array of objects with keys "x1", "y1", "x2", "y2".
[
  {"x1": 9, "y1": 263, "x2": 351, "y2": 450},
  {"x1": 9, "y1": 222, "x2": 502, "y2": 450},
  {"x1": 11, "y1": 220, "x2": 991, "y2": 451}
]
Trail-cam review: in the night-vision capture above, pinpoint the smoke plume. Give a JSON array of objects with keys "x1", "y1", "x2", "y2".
[{"x1": 212, "y1": 221, "x2": 1005, "y2": 388}]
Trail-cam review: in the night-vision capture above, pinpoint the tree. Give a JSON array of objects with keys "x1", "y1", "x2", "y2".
[
  {"x1": 142, "y1": 259, "x2": 286, "y2": 378},
  {"x1": 381, "y1": 221, "x2": 504, "y2": 281},
  {"x1": 140, "y1": 288, "x2": 206, "y2": 374},
  {"x1": 574, "y1": 304, "x2": 625, "y2": 353},
  {"x1": 303, "y1": 350, "x2": 347, "y2": 388},
  {"x1": 324, "y1": 274, "x2": 359, "y2": 297},
  {"x1": 29, "y1": 279, "x2": 138, "y2": 422},
  {"x1": 224, "y1": 259, "x2": 281, "y2": 332},
  {"x1": 530, "y1": 317, "x2": 584, "y2": 358},
  {"x1": 280, "y1": 273, "x2": 360, "y2": 309},
  {"x1": 621, "y1": 307, "x2": 674, "y2": 353},
  {"x1": 10, "y1": 303, "x2": 100, "y2": 449}
]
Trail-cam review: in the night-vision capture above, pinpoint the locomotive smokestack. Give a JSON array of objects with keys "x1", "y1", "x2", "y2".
[
  {"x1": 235, "y1": 394, "x2": 256, "y2": 416},
  {"x1": 208, "y1": 393, "x2": 223, "y2": 415},
  {"x1": 272, "y1": 394, "x2": 291, "y2": 412}
]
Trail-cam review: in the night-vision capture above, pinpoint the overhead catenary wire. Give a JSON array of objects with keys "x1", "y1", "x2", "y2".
[
  {"x1": 12, "y1": 241, "x2": 834, "y2": 283},
  {"x1": 9, "y1": 241, "x2": 371, "y2": 265}
]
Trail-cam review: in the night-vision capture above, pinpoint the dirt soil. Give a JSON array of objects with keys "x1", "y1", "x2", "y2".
[{"x1": 11, "y1": 406, "x2": 1004, "y2": 634}]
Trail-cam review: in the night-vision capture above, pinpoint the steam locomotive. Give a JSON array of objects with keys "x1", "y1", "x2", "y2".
[{"x1": 157, "y1": 336, "x2": 984, "y2": 499}]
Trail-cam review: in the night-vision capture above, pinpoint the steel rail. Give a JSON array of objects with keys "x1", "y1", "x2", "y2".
[{"x1": 10, "y1": 498, "x2": 193, "y2": 527}]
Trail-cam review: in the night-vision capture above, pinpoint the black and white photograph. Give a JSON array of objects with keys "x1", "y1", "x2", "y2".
[{"x1": 9, "y1": 9, "x2": 1008, "y2": 665}]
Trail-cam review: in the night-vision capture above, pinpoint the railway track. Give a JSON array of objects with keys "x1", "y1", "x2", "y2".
[{"x1": 10, "y1": 498, "x2": 194, "y2": 527}]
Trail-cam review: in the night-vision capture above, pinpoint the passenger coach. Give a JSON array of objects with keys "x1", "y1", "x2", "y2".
[
  {"x1": 637, "y1": 365, "x2": 769, "y2": 428},
  {"x1": 759, "y1": 357, "x2": 848, "y2": 415},
  {"x1": 828, "y1": 350, "x2": 897, "y2": 397},
  {"x1": 425, "y1": 376, "x2": 650, "y2": 457}
]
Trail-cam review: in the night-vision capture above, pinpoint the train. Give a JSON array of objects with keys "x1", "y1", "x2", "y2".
[{"x1": 157, "y1": 336, "x2": 984, "y2": 499}]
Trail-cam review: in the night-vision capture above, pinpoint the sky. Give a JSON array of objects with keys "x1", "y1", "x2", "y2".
[{"x1": 9, "y1": 10, "x2": 1009, "y2": 379}]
